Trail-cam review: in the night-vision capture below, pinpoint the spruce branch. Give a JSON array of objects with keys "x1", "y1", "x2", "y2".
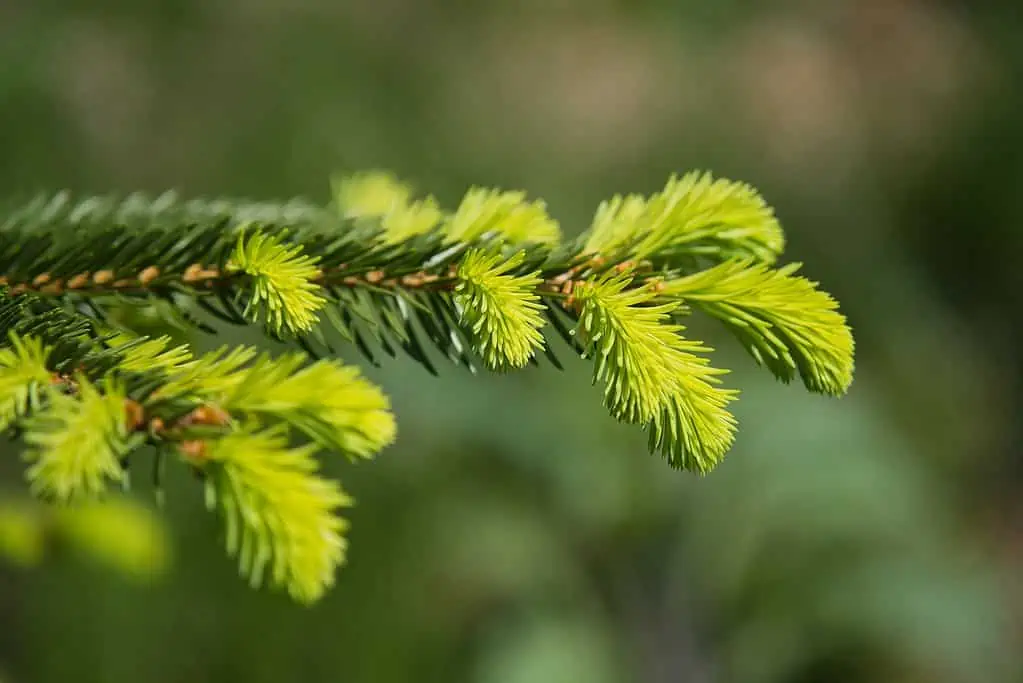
[
  {"x1": 152, "y1": 344, "x2": 259, "y2": 399},
  {"x1": 332, "y1": 171, "x2": 444, "y2": 245},
  {"x1": 573, "y1": 275, "x2": 738, "y2": 471},
  {"x1": 112, "y1": 334, "x2": 194, "y2": 375},
  {"x1": 661, "y1": 259, "x2": 855, "y2": 395},
  {"x1": 217, "y1": 353, "x2": 396, "y2": 458},
  {"x1": 23, "y1": 374, "x2": 139, "y2": 502},
  {"x1": 0, "y1": 334, "x2": 52, "y2": 430},
  {"x1": 226, "y1": 230, "x2": 327, "y2": 335},
  {"x1": 0, "y1": 169, "x2": 855, "y2": 602},
  {"x1": 445, "y1": 188, "x2": 561, "y2": 246},
  {"x1": 0, "y1": 296, "x2": 396, "y2": 601},
  {"x1": 195, "y1": 426, "x2": 351, "y2": 604},
  {"x1": 581, "y1": 171, "x2": 785, "y2": 265},
  {"x1": 454, "y1": 250, "x2": 546, "y2": 371}
]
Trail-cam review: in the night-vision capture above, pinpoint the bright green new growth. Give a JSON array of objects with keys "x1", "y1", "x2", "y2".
[
  {"x1": 574, "y1": 276, "x2": 737, "y2": 472},
  {"x1": 113, "y1": 335, "x2": 194, "y2": 375},
  {"x1": 23, "y1": 376, "x2": 135, "y2": 502},
  {"x1": 335, "y1": 170, "x2": 563, "y2": 246},
  {"x1": 333, "y1": 170, "x2": 412, "y2": 219},
  {"x1": 455, "y1": 250, "x2": 546, "y2": 371},
  {"x1": 332, "y1": 171, "x2": 443, "y2": 244},
  {"x1": 220, "y1": 353, "x2": 397, "y2": 457},
  {"x1": 382, "y1": 198, "x2": 444, "y2": 244},
  {"x1": 227, "y1": 230, "x2": 326, "y2": 334},
  {"x1": 446, "y1": 188, "x2": 561, "y2": 245},
  {"x1": 663, "y1": 259, "x2": 854, "y2": 395},
  {"x1": 156, "y1": 344, "x2": 260, "y2": 399},
  {"x1": 0, "y1": 168, "x2": 854, "y2": 603},
  {"x1": 585, "y1": 171, "x2": 785, "y2": 263},
  {"x1": 0, "y1": 335, "x2": 51, "y2": 430},
  {"x1": 200, "y1": 427, "x2": 351, "y2": 604}
]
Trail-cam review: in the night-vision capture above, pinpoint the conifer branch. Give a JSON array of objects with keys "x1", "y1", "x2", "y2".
[
  {"x1": 582, "y1": 172, "x2": 785, "y2": 265},
  {"x1": 572, "y1": 274, "x2": 738, "y2": 472},
  {"x1": 0, "y1": 335, "x2": 52, "y2": 430},
  {"x1": 454, "y1": 250, "x2": 546, "y2": 371},
  {"x1": 226, "y1": 231, "x2": 327, "y2": 335},
  {"x1": 23, "y1": 376, "x2": 139, "y2": 502},
  {"x1": 195, "y1": 426, "x2": 351, "y2": 604},
  {"x1": 0, "y1": 169, "x2": 855, "y2": 602},
  {"x1": 660, "y1": 259, "x2": 855, "y2": 395}
]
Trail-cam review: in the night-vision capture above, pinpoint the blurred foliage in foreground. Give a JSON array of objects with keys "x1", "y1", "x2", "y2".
[
  {"x1": 0, "y1": 496, "x2": 169, "y2": 578},
  {"x1": 0, "y1": 1, "x2": 1021, "y2": 682}
]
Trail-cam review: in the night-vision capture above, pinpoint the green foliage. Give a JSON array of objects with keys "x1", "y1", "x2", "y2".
[
  {"x1": 0, "y1": 169, "x2": 854, "y2": 601},
  {"x1": 447, "y1": 188, "x2": 562, "y2": 245},
  {"x1": 113, "y1": 334, "x2": 194, "y2": 375},
  {"x1": 574, "y1": 275, "x2": 737, "y2": 472},
  {"x1": 50, "y1": 498, "x2": 170, "y2": 581},
  {"x1": 332, "y1": 170, "x2": 413, "y2": 219},
  {"x1": 227, "y1": 230, "x2": 326, "y2": 335},
  {"x1": 0, "y1": 333, "x2": 51, "y2": 429},
  {"x1": 1, "y1": 494, "x2": 172, "y2": 579},
  {"x1": 455, "y1": 250, "x2": 546, "y2": 371},
  {"x1": 663, "y1": 259, "x2": 854, "y2": 395},
  {"x1": 583, "y1": 171, "x2": 784, "y2": 264},
  {"x1": 382, "y1": 197, "x2": 445, "y2": 244},
  {"x1": 0, "y1": 500, "x2": 44, "y2": 567},
  {"x1": 199, "y1": 427, "x2": 351, "y2": 604},
  {"x1": 155, "y1": 344, "x2": 260, "y2": 398},
  {"x1": 218, "y1": 353, "x2": 396, "y2": 458},
  {"x1": 23, "y1": 375, "x2": 137, "y2": 502},
  {"x1": 331, "y1": 170, "x2": 444, "y2": 244}
]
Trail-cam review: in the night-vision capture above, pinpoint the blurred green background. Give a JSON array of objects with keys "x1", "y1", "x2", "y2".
[{"x1": 1, "y1": 1, "x2": 1022, "y2": 681}]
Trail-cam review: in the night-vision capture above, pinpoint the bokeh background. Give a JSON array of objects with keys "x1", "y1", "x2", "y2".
[{"x1": 1, "y1": 1, "x2": 1022, "y2": 681}]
